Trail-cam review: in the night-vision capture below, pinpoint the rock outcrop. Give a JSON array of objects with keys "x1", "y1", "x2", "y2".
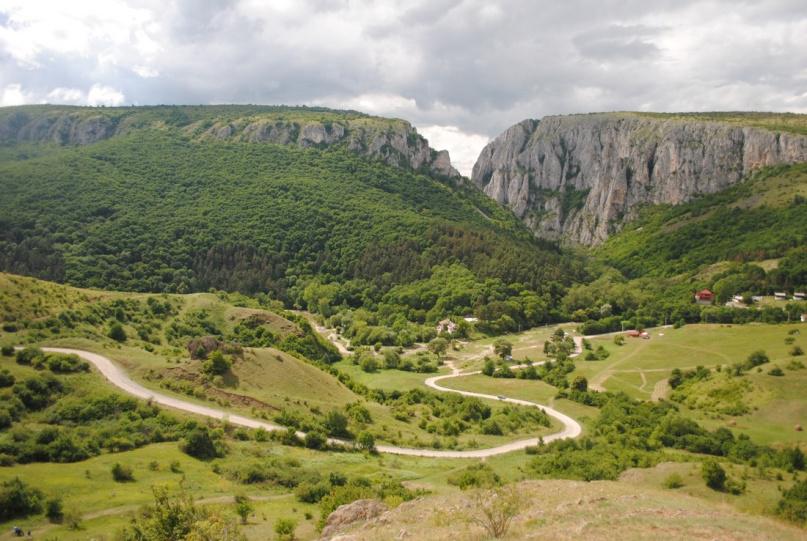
[
  {"x1": 472, "y1": 113, "x2": 807, "y2": 244},
  {"x1": 319, "y1": 499, "x2": 389, "y2": 541},
  {"x1": 0, "y1": 106, "x2": 460, "y2": 179}
]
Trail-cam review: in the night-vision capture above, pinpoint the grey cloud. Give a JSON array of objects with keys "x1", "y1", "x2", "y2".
[{"x1": 1, "y1": 0, "x2": 805, "y2": 161}]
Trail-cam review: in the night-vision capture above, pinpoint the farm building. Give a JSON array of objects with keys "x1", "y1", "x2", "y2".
[
  {"x1": 774, "y1": 292, "x2": 788, "y2": 300},
  {"x1": 694, "y1": 289, "x2": 714, "y2": 305},
  {"x1": 794, "y1": 292, "x2": 805, "y2": 300},
  {"x1": 626, "y1": 330, "x2": 641, "y2": 337},
  {"x1": 435, "y1": 319, "x2": 457, "y2": 335}
]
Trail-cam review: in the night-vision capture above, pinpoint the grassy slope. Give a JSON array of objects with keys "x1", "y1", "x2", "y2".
[
  {"x1": 0, "y1": 273, "x2": 557, "y2": 449},
  {"x1": 598, "y1": 164, "x2": 807, "y2": 278},
  {"x1": 573, "y1": 323, "x2": 807, "y2": 445},
  {"x1": 325, "y1": 479, "x2": 806, "y2": 541}
]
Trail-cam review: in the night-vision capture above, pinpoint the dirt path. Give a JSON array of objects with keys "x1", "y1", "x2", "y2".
[{"x1": 28, "y1": 335, "x2": 583, "y2": 459}]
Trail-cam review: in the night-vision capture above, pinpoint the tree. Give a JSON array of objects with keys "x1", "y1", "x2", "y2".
[
  {"x1": 493, "y1": 339, "x2": 512, "y2": 360},
  {"x1": 383, "y1": 349, "x2": 400, "y2": 369},
  {"x1": 202, "y1": 351, "x2": 231, "y2": 376},
  {"x1": 357, "y1": 431, "x2": 376, "y2": 452},
  {"x1": 274, "y1": 517, "x2": 297, "y2": 541},
  {"x1": 324, "y1": 410, "x2": 349, "y2": 437},
  {"x1": 234, "y1": 495, "x2": 253, "y2": 525},
  {"x1": 744, "y1": 350, "x2": 769, "y2": 369},
  {"x1": 0, "y1": 477, "x2": 43, "y2": 521},
  {"x1": 571, "y1": 376, "x2": 588, "y2": 392},
  {"x1": 428, "y1": 337, "x2": 449, "y2": 359},
  {"x1": 482, "y1": 358, "x2": 496, "y2": 377},
  {"x1": 108, "y1": 322, "x2": 127, "y2": 342},
  {"x1": 359, "y1": 354, "x2": 379, "y2": 373},
  {"x1": 181, "y1": 428, "x2": 220, "y2": 460},
  {"x1": 702, "y1": 460, "x2": 726, "y2": 491}
]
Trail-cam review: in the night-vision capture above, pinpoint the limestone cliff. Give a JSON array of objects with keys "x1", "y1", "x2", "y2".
[
  {"x1": 0, "y1": 106, "x2": 460, "y2": 179},
  {"x1": 472, "y1": 113, "x2": 807, "y2": 244}
]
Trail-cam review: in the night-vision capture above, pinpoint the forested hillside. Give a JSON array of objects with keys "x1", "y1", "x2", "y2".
[{"x1": 0, "y1": 106, "x2": 583, "y2": 336}]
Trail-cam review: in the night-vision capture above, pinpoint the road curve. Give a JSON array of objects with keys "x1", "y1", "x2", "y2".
[{"x1": 31, "y1": 338, "x2": 583, "y2": 458}]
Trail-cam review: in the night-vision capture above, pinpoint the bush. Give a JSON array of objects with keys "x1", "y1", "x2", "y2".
[
  {"x1": 777, "y1": 479, "x2": 807, "y2": 525},
  {"x1": 702, "y1": 461, "x2": 726, "y2": 491},
  {"x1": 0, "y1": 368, "x2": 15, "y2": 387},
  {"x1": 46, "y1": 497, "x2": 64, "y2": 523},
  {"x1": 274, "y1": 517, "x2": 297, "y2": 541},
  {"x1": 768, "y1": 366, "x2": 785, "y2": 376},
  {"x1": 112, "y1": 463, "x2": 135, "y2": 482},
  {"x1": 744, "y1": 350, "x2": 769, "y2": 369},
  {"x1": 790, "y1": 345, "x2": 804, "y2": 356},
  {"x1": 202, "y1": 351, "x2": 231, "y2": 376},
  {"x1": 0, "y1": 478, "x2": 44, "y2": 521},
  {"x1": 304, "y1": 430, "x2": 327, "y2": 450},
  {"x1": 15, "y1": 346, "x2": 43, "y2": 365},
  {"x1": 181, "y1": 428, "x2": 222, "y2": 460},
  {"x1": 662, "y1": 473, "x2": 684, "y2": 489},
  {"x1": 295, "y1": 481, "x2": 330, "y2": 503},
  {"x1": 356, "y1": 431, "x2": 375, "y2": 452},
  {"x1": 108, "y1": 322, "x2": 127, "y2": 342},
  {"x1": 1, "y1": 345, "x2": 15, "y2": 356},
  {"x1": 448, "y1": 463, "x2": 501, "y2": 490}
]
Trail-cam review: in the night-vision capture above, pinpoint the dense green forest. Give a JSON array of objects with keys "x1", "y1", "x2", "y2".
[{"x1": 0, "y1": 107, "x2": 583, "y2": 335}]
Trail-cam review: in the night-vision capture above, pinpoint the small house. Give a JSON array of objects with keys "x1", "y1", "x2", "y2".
[
  {"x1": 626, "y1": 330, "x2": 641, "y2": 338},
  {"x1": 794, "y1": 292, "x2": 805, "y2": 300},
  {"x1": 463, "y1": 316, "x2": 479, "y2": 323},
  {"x1": 640, "y1": 331, "x2": 650, "y2": 339},
  {"x1": 435, "y1": 319, "x2": 457, "y2": 335},
  {"x1": 802, "y1": 313, "x2": 807, "y2": 323},
  {"x1": 774, "y1": 292, "x2": 788, "y2": 301},
  {"x1": 732, "y1": 295, "x2": 745, "y2": 303},
  {"x1": 694, "y1": 289, "x2": 714, "y2": 305}
]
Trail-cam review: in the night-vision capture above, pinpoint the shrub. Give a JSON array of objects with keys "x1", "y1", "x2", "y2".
[
  {"x1": 112, "y1": 463, "x2": 135, "y2": 482},
  {"x1": 108, "y1": 322, "x2": 127, "y2": 342},
  {"x1": 1, "y1": 345, "x2": 15, "y2": 356},
  {"x1": 790, "y1": 345, "x2": 804, "y2": 356},
  {"x1": 0, "y1": 477, "x2": 43, "y2": 521},
  {"x1": 180, "y1": 428, "x2": 222, "y2": 460},
  {"x1": 662, "y1": 473, "x2": 684, "y2": 489},
  {"x1": 777, "y1": 479, "x2": 807, "y2": 525},
  {"x1": 448, "y1": 463, "x2": 501, "y2": 490},
  {"x1": 202, "y1": 351, "x2": 231, "y2": 376},
  {"x1": 744, "y1": 350, "x2": 769, "y2": 369},
  {"x1": 465, "y1": 486, "x2": 522, "y2": 539},
  {"x1": 274, "y1": 517, "x2": 297, "y2": 541},
  {"x1": 295, "y1": 481, "x2": 330, "y2": 503},
  {"x1": 0, "y1": 368, "x2": 15, "y2": 387},
  {"x1": 234, "y1": 494, "x2": 253, "y2": 524},
  {"x1": 15, "y1": 346, "x2": 43, "y2": 365},
  {"x1": 46, "y1": 497, "x2": 64, "y2": 523},
  {"x1": 702, "y1": 461, "x2": 726, "y2": 491},
  {"x1": 356, "y1": 431, "x2": 375, "y2": 452},
  {"x1": 768, "y1": 366, "x2": 785, "y2": 376},
  {"x1": 304, "y1": 430, "x2": 327, "y2": 450}
]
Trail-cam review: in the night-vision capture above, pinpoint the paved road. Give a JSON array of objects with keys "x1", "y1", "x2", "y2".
[{"x1": 31, "y1": 336, "x2": 583, "y2": 458}]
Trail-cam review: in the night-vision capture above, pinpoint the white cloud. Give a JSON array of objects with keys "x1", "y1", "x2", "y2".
[
  {"x1": 46, "y1": 87, "x2": 85, "y2": 104},
  {"x1": 418, "y1": 125, "x2": 489, "y2": 177},
  {"x1": 133, "y1": 65, "x2": 160, "y2": 78},
  {"x1": 87, "y1": 84, "x2": 125, "y2": 106},
  {"x1": 0, "y1": 83, "x2": 33, "y2": 106}
]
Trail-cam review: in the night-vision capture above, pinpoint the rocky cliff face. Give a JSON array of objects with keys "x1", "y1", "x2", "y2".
[
  {"x1": 472, "y1": 114, "x2": 807, "y2": 244},
  {"x1": 0, "y1": 107, "x2": 460, "y2": 179}
]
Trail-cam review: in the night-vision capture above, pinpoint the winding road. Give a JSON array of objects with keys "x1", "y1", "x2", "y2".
[{"x1": 30, "y1": 337, "x2": 583, "y2": 458}]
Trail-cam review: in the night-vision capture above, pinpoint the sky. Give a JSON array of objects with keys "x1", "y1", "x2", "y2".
[{"x1": 1, "y1": 0, "x2": 806, "y2": 175}]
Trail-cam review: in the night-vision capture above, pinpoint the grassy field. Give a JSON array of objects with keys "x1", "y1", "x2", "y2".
[{"x1": 573, "y1": 323, "x2": 807, "y2": 445}]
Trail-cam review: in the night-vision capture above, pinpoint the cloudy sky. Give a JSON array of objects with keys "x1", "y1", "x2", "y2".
[{"x1": 1, "y1": 0, "x2": 806, "y2": 174}]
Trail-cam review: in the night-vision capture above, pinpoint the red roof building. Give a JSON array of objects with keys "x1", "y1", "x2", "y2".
[{"x1": 694, "y1": 289, "x2": 714, "y2": 305}]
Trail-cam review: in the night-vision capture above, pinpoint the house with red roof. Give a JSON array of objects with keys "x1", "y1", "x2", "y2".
[{"x1": 694, "y1": 289, "x2": 714, "y2": 305}]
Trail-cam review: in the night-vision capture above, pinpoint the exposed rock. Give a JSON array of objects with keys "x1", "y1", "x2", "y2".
[
  {"x1": 472, "y1": 114, "x2": 807, "y2": 244},
  {"x1": 320, "y1": 499, "x2": 389, "y2": 541},
  {"x1": 0, "y1": 107, "x2": 460, "y2": 180}
]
